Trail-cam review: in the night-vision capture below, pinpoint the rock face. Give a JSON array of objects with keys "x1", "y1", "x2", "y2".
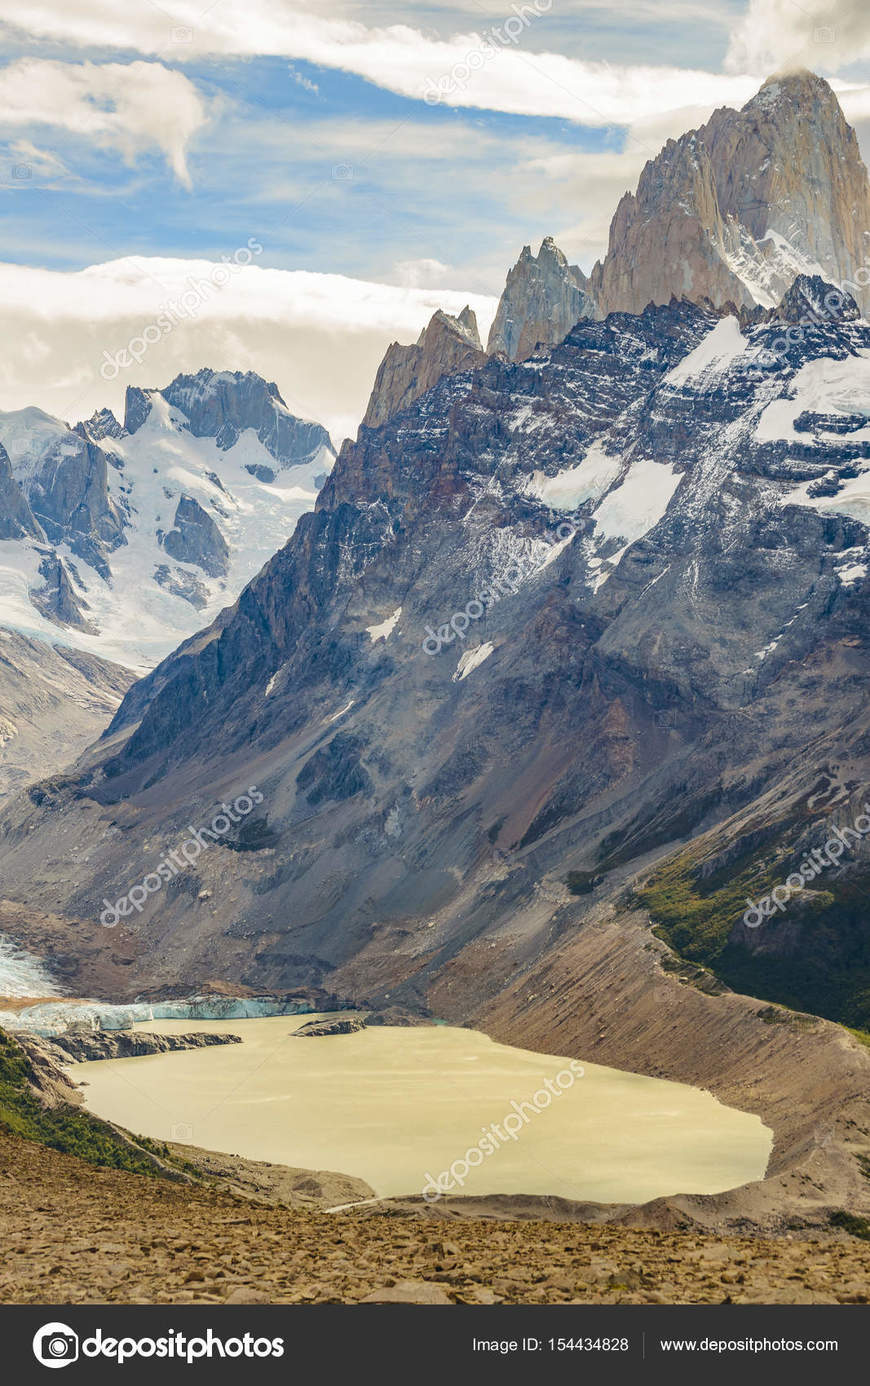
[
  {"x1": 0, "y1": 407, "x2": 125, "y2": 576},
  {"x1": 162, "y1": 495, "x2": 230, "y2": 578},
  {"x1": 362, "y1": 307, "x2": 487, "y2": 429},
  {"x1": 487, "y1": 237, "x2": 595, "y2": 360},
  {"x1": 591, "y1": 70, "x2": 870, "y2": 315},
  {"x1": 0, "y1": 444, "x2": 42, "y2": 541},
  {"x1": 30, "y1": 555, "x2": 96, "y2": 633},
  {"x1": 0, "y1": 627, "x2": 133, "y2": 801}
]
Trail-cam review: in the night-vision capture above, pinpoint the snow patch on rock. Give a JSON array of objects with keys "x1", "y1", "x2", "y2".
[
  {"x1": 366, "y1": 607, "x2": 401, "y2": 642},
  {"x1": 593, "y1": 459, "x2": 684, "y2": 544},
  {"x1": 665, "y1": 316, "x2": 747, "y2": 385},
  {"x1": 453, "y1": 642, "x2": 494, "y2": 681},
  {"x1": 525, "y1": 444, "x2": 623, "y2": 510}
]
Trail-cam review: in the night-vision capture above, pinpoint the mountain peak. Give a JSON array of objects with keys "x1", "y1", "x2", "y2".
[
  {"x1": 123, "y1": 369, "x2": 334, "y2": 473},
  {"x1": 590, "y1": 69, "x2": 870, "y2": 319},
  {"x1": 773, "y1": 272, "x2": 861, "y2": 325},
  {"x1": 487, "y1": 236, "x2": 594, "y2": 361},
  {"x1": 456, "y1": 304, "x2": 480, "y2": 340},
  {"x1": 363, "y1": 306, "x2": 487, "y2": 430},
  {"x1": 747, "y1": 67, "x2": 838, "y2": 109}
]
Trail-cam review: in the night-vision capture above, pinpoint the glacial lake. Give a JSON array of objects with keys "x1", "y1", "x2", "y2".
[{"x1": 70, "y1": 1016, "x2": 772, "y2": 1205}]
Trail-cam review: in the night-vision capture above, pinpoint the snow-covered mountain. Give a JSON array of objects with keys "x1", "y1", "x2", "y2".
[{"x1": 0, "y1": 370, "x2": 334, "y2": 671}]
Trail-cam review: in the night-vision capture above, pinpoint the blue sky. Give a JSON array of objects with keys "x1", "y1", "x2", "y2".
[
  {"x1": 0, "y1": 50, "x2": 630, "y2": 289},
  {"x1": 1, "y1": 0, "x2": 867, "y2": 289},
  {"x1": 0, "y1": 0, "x2": 869, "y2": 439}
]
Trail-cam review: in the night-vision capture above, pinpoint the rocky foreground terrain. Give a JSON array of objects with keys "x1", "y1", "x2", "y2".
[{"x1": 3, "y1": 1128, "x2": 870, "y2": 1305}]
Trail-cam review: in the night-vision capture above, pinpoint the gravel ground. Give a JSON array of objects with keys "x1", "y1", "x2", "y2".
[{"x1": 2, "y1": 1130, "x2": 870, "y2": 1305}]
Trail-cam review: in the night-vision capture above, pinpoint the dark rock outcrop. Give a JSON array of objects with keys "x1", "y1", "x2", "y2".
[
  {"x1": 0, "y1": 444, "x2": 42, "y2": 541},
  {"x1": 31, "y1": 555, "x2": 96, "y2": 633},
  {"x1": 76, "y1": 408, "x2": 125, "y2": 444},
  {"x1": 162, "y1": 495, "x2": 230, "y2": 578},
  {"x1": 40, "y1": 1029, "x2": 243, "y2": 1062},
  {"x1": 292, "y1": 1017, "x2": 366, "y2": 1037}
]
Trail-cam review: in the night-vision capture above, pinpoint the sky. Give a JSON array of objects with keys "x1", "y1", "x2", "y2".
[{"x1": 1, "y1": 0, "x2": 870, "y2": 442}]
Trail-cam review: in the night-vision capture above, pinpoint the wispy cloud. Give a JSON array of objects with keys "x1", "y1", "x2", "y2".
[
  {"x1": 0, "y1": 4, "x2": 763, "y2": 125},
  {"x1": 0, "y1": 58, "x2": 209, "y2": 187}
]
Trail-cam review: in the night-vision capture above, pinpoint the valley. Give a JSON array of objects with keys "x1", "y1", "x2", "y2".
[{"x1": 2, "y1": 61, "x2": 870, "y2": 1317}]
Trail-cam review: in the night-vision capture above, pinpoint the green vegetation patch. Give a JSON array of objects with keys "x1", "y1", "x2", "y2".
[
  {"x1": 0, "y1": 1029, "x2": 169, "y2": 1177},
  {"x1": 830, "y1": 1210, "x2": 870, "y2": 1241},
  {"x1": 638, "y1": 839, "x2": 870, "y2": 1028}
]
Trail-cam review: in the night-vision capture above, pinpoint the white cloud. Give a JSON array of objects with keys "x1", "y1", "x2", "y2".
[
  {"x1": 0, "y1": 59, "x2": 209, "y2": 186},
  {"x1": 727, "y1": 0, "x2": 870, "y2": 75},
  {"x1": 288, "y1": 63, "x2": 319, "y2": 94},
  {"x1": 0, "y1": 3, "x2": 760, "y2": 125},
  {"x1": 0, "y1": 256, "x2": 497, "y2": 445},
  {"x1": 393, "y1": 258, "x2": 454, "y2": 288},
  {"x1": 7, "y1": 1, "x2": 868, "y2": 139},
  {"x1": 6, "y1": 138, "x2": 72, "y2": 183}
]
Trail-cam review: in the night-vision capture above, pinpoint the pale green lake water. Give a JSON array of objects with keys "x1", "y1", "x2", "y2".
[{"x1": 70, "y1": 1016, "x2": 772, "y2": 1204}]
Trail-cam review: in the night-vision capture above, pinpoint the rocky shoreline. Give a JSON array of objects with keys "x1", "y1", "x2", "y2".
[{"x1": 33, "y1": 1029, "x2": 243, "y2": 1064}]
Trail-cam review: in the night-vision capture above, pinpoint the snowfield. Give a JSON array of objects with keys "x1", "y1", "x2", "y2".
[{"x1": 0, "y1": 393, "x2": 333, "y2": 671}]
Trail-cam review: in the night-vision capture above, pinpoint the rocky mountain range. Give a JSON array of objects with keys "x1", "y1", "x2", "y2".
[
  {"x1": 477, "y1": 70, "x2": 870, "y2": 373},
  {"x1": 2, "y1": 258, "x2": 868, "y2": 1035},
  {"x1": 367, "y1": 72, "x2": 870, "y2": 427},
  {"x1": 2, "y1": 69, "x2": 870, "y2": 1044},
  {"x1": 3, "y1": 66, "x2": 870, "y2": 1241}
]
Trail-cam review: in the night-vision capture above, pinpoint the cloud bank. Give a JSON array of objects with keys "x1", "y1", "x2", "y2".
[{"x1": 0, "y1": 256, "x2": 497, "y2": 444}]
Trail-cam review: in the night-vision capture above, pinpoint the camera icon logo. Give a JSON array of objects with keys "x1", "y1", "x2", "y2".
[
  {"x1": 33, "y1": 1323, "x2": 79, "y2": 1369},
  {"x1": 11, "y1": 164, "x2": 32, "y2": 180},
  {"x1": 171, "y1": 25, "x2": 193, "y2": 43},
  {"x1": 170, "y1": 1121, "x2": 193, "y2": 1142}
]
